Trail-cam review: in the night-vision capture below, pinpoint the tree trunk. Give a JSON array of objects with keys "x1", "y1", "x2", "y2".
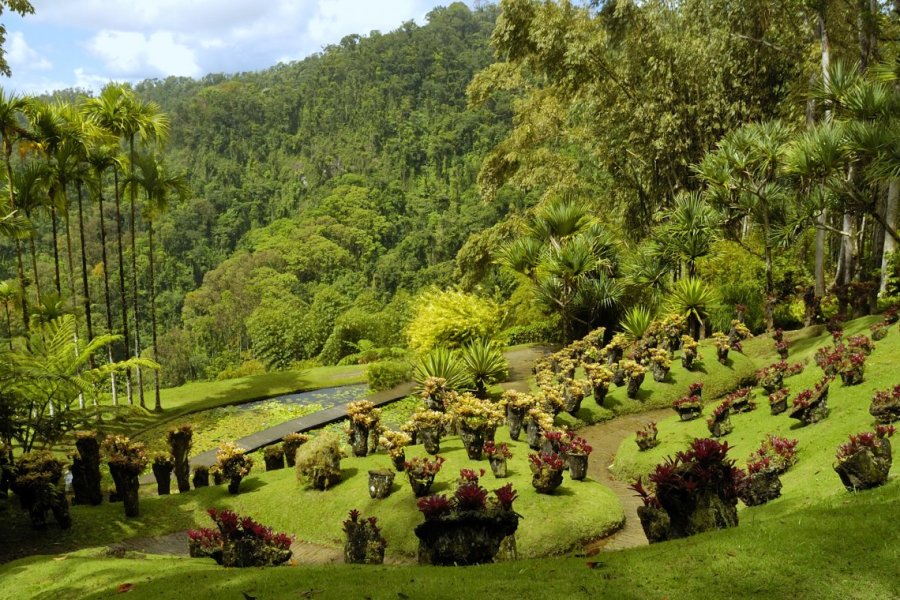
[
  {"x1": 4, "y1": 148, "x2": 28, "y2": 325},
  {"x1": 25, "y1": 208, "x2": 41, "y2": 305},
  {"x1": 881, "y1": 180, "x2": 899, "y2": 294},
  {"x1": 813, "y1": 6, "x2": 831, "y2": 298},
  {"x1": 129, "y1": 140, "x2": 144, "y2": 407},
  {"x1": 62, "y1": 195, "x2": 84, "y2": 409},
  {"x1": 3, "y1": 302, "x2": 10, "y2": 349},
  {"x1": 112, "y1": 167, "x2": 133, "y2": 405},
  {"x1": 149, "y1": 216, "x2": 162, "y2": 412},
  {"x1": 50, "y1": 205, "x2": 61, "y2": 295},
  {"x1": 96, "y1": 179, "x2": 119, "y2": 406},
  {"x1": 75, "y1": 181, "x2": 95, "y2": 366}
]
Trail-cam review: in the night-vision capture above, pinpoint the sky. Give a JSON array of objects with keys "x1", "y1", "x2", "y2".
[{"x1": 2, "y1": 0, "x2": 477, "y2": 95}]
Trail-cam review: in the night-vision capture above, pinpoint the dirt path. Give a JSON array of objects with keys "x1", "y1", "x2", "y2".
[{"x1": 579, "y1": 408, "x2": 671, "y2": 552}]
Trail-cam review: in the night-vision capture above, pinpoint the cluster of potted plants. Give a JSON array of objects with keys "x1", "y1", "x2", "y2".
[
  {"x1": 870, "y1": 384, "x2": 900, "y2": 424},
  {"x1": 13, "y1": 451, "x2": 71, "y2": 529},
  {"x1": 411, "y1": 408, "x2": 452, "y2": 454},
  {"x1": 833, "y1": 425, "x2": 895, "y2": 491},
  {"x1": 450, "y1": 393, "x2": 504, "y2": 459},
  {"x1": 346, "y1": 400, "x2": 382, "y2": 457},
  {"x1": 343, "y1": 509, "x2": 387, "y2": 564},
  {"x1": 414, "y1": 474, "x2": 519, "y2": 565},
  {"x1": 483, "y1": 441, "x2": 512, "y2": 478},
  {"x1": 706, "y1": 400, "x2": 733, "y2": 438},
  {"x1": 630, "y1": 437, "x2": 742, "y2": 542},
  {"x1": 635, "y1": 421, "x2": 660, "y2": 451},
  {"x1": 789, "y1": 377, "x2": 833, "y2": 426},
  {"x1": 189, "y1": 507, "x2": 293, "y2": 567},
  {"x1": 528, "y1": 452, "x2": 565, "y2": 494}
]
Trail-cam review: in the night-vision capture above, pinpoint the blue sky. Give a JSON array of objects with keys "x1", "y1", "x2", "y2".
[{"x1": 3, "y1": 0, "x2": 477, "y2": 94}]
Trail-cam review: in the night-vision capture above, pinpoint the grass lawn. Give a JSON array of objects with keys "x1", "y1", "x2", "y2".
[{"x1": 1, "y1": 479, "x2": 896, "y2": 600}]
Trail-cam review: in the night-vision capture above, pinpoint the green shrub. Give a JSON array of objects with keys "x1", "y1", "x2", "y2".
[
  {"x1": 216, "y1": 358, "x2": 267, "y2": 381},
  {"x1": 295, "y1": 431, "x2": 344, "y2": 490},
  {"x1": 367, "y1": 360, "x2": 412, "y2": 392},
  {"x1": 501, "y1": 318, "x2": 561, "y2": 345},
  {"x1": 406, "y1": 288, "x2": 504, "y2": 354}
]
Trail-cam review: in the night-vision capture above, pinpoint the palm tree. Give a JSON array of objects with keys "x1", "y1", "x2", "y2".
[
  {"x1": 0, "y1": 280, "x2": 15, "y2": 348},
  {"x1": 658, "y1": 192, "x2": 719, "y2": 278},
  {"x1": 0, "y1": 89, "x2": 33, "y2": 324},
  {"x1": 130, "y1": 152, "x2": 185, "y2": 411},
  {"x1": 12, "y1": 161, "x2": 48, "y2": 307},
  {"x1": 85, "y1": 141, "x2": 122, "y2": 406},
  {"x1": 668, "y1": 277, "x2": 717, "y2": 340},
  {"x1": 83, "y1": 86, "x2": 134, "y2": 405}
]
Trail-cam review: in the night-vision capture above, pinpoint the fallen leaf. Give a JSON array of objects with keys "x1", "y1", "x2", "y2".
[
  {"x1": 117, "y1": 583, "x2": 134, "y2": 593},
  {"x1": 586, "y1": 561, "x2": 602, "y2": 569}
]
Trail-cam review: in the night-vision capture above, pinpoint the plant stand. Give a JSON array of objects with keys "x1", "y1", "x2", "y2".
[
  {"x1": 407, "y1": 473, "x2": 436, "y2": 497},
  {"x1": 567, "y1": 454, "x2": 588, "y2": 480},
  {"x1": 349, "y1": 422, "x2": 370, "y2": 457},
  {"x1": 368, "y1": 469, "x2": 395, "y2": 499},
  {"x1": 637, "y1": 505, "x2": 671, "y2": 544},
  {"x1": 739, "y1": 470, "x2": 782, "y2": 506},
  {"x1": 152, "y1": 463, "x2": 173, "y2": 495},
  {"x1": 391, "y1": 451, "x2": 406, "y2": 472},
  {"x1": 415, "y1": 511, "x2": 519, "y2": 566},
  {"x1": 834, "y1": 439, "x2": 892, "y2": 491},
  {"x1": 489, "y1": 456, "x2": 508, "y2": 478},
  {"x1": 459, "y1": 425, "x2": 486, "y2": 461},
  {"x1": 420, "y1": 428, "x2": 442, "y2": 455},
  {"x1": 592, "y1": 383, "x2": 609, "y2": 406},
  {"x1": 507, "y1": 407, "x2": 525, "y2": 441},
  {"x1": 531, "y1": 468, "x2": 563, "y2": 494},
  {"x1": 626, "y1": 374, "x2": 645, "y2": 399}
]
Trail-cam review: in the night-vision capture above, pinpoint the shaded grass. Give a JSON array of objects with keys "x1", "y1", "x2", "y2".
[
  {"x1": 0, "y1": 427, "x2": 623, "y2": 563},
  {"x1": 1, "y1": 479, "x2": 896, "y2": 600}
]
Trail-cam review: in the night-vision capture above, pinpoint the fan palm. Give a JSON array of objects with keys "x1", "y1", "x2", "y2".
[
  {"x1": 459, "y1": 338, "x2": 508, "y2": 398},
  {"x1": 620, "y1": 305, "x2": 654, "y2": 342},
  {"x1": 668, "y1": 277, "x2": 716, "y2": 340},
  {"x1": 413, "y1": 347, "x2": 472, "y2": 392}
]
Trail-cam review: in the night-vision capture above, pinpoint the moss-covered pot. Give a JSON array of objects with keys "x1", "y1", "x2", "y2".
[{"x1": 415, "y1": 511, "x2": 519, "y2": 566}]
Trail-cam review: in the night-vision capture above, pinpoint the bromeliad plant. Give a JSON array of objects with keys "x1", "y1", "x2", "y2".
[
  {"x1": 449, "y1": 392, "x2": 504, "y2": 460},
  {"x1": 847, "y1": 334, "x2": 875, "y2": 356},
  {"x1": 648, "y1": 348, "x2": 671, "y2": 382},
  {"x1": 747, "y1": 434, "x2": 799, "y2": 475},
  {"x1": 528, "y1": 451, "x2": 565, "y2": 493},
  {"x1": 405, "y1": 455, "x2": 445, "y2": 497},
  {"x1": 739, "y1": 455, "x2": 782, "y2": 507},
  {"x1": 192, "y1": 507, "x2": 293, "y2": 567},
  {"x1": 838, "y1": 349, "x2": 866, "y2": 386},
  {"x1": 500, "y1": 390, "x2": 537, "y2": 440},
  {"x1": 346, "y1": 400, "x2": 382, "y2": 457},
  {"x1": 680, "y1": 335, "x2": 700, "y2": 370},
  {"x1": 706, "y1": 400, "x2": 733, "y2": 438},
  {"x1": 282, "y1": 432, "x2": 310, "y2": 468},
  {"x1": 483, "y1": 441, "x2": 512, "y2": 478},
  {"x1": 379, "y1": 430, "x2": 413, "y2": 471},
  {"x1": 711, "y1": 332, "x2": 731, "y2": 364},
  {"x1": 834, "y1": 425, "x2": 895, "y2": 491},
  {"x1": 725, "y1": 387, "x2": 755, "y2": 413},
  {"x1": 562, "y1": 433, "x2": 592, "y2": 480},
  {"x1": 774, "y1": 340, "x2": 789, "y2": 359},
  {"x1": 411, "y1": 408, "x2": 452, "y2": 455},
  {"x1": 790, "y1": 376, "x2": 832, "y2": 426},
  {"x1": 583, "y1": 363, "x2": 613, "y2": 405},
  {"x1": 870, "y1": 384, "x2": 900, "y2": 424},
  {"x1": 420, "y1": 376, "x2": 452, "y2": 411},
  {"x1": 215, "y1": 442, "x2": 253, "y2": 494},
  {"x1": 621, "y1": 359, "x2": 647, "y2": 399},
  {"x1": 524, "y1": 407, "x2": 555, "y2": 450},
  {"x1": 870, "y1": 321, "x2": 889, "y2": 341},
  {"x1": 689, "y1": 382, "x2": 704, "y2": 398},
  {"x1": 768, "y1": 387, "x2": 790, "y2": 415},
  {"x1": 756, "y1": 361, "x2": 787, "y2": 394},
  {"x1": 635, "y1": 421, "x2": 660, "y2": 451},
  {"x1": 343, "y1": 509, "x2": 387, "y2": 564},
  {"x1": 672, "y1": 395, "x2": 703, "y2": 421}
]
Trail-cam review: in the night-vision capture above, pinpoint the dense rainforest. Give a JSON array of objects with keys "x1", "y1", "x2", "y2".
[{"x1": 0, "y1": 1, "x2": 898, "y2": 407}]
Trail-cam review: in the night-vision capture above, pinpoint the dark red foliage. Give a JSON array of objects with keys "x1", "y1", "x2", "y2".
[
  {"x1": 417, "y1": 495, "x2": 452, "y2": 519},
  {"x1": 483, "y1": 441, "x2": 512, "y2": 459},
  {"x1": 454, "y1": 482, "x2": 488, "y2": 511},
  {"x1": 493, "y1": 483, "x2": 518, "y2": 510},
  {"x1": 458, "y1": 468, "x2": 485, "y2": 483},
  {"x1": 528, "y1": 452, "x2": 564, "y2": 471}
]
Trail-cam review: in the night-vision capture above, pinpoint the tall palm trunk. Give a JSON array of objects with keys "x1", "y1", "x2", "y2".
[
  {"x1": 96, "y1": 181, "x2": 118, "y2": 406},
  {"x1": 813, "y1": 5, "x2": 831, "y2": 298},
  {"x1": 148, "y1": 214, "x2": 161, "y2": 411},
  {"x1": 4, "y1": 146, "x2": 28, "y2": 324},
  {"x1": 75, "y1": 180, "x2": 95, "y2": 362},
  {"x1": 128, "y1": 140, "x2": 144, "y2": 407},
  {"x1": 3, "y1": 301, "x2": 10, "y2": 349},
  {"x1": 881, "y1": 180, "x2": 899, "y2": 294},
  {"x1": 24, "y1": 207, "x2": 41, "y2": 305},
  {"x1": 49, "y1": 204, "x2": 62, "y2": 295},
  {"x1": 112, "y1": 167, "x2": 133, "y2": 405},
  {"x1": 61, "y1": 181, "x2": 85, "y2": 408}
]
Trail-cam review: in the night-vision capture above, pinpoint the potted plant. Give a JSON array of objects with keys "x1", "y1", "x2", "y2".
[
  {"x1": 610, "y1": 362, "x2": 626, "y2": 387},
  {"x1": 739, "y1": 457, "x2": 782, "y2": 506},
  {"x1": 729, "y1": 320, "x2": 752, "y2": 350},
  {"x1": 343, "y1": 509, "x2": 387, "y2": 564},
  {"x1": 706, "y1": 401, "x2": 733, "y2": 438},
  {"x1": 414, "y1": 482, "x2": 519, "y2": 565},
  {"x1": 187, "y1": 527, "x2": 223, "y2": 563},
  {"x1": 870, "y1": 384, "x2": 900, "y2": 424},
  {"x1": 712, "y1": 332, "x2": 730, "y2": 364},
  {"x1": 367, "y1": 469, "x2": 395, "y2": 499},
  {"x1": 405, "y1": 455, "x2": 445, "y2": 497},
  {"x1": 672, "y1": 396, "x2": 703, "y2": 421},
  {"x1": 151, "y1": 452, "x2": 175, "y2": 495},
  {"x1": 884, "y1": 306, "x2": 899, "y2": 324},
  {"x1": 72, "y1": 431, "x2": 103, "y2": 506},
  {"x1": 814, "y1": 345, "x2": 843, "y2": 376},
  {"x1": 420, "y1": 376, "x2": 451, "y2": 411},
  {"x1": 210, "y1": 465, "x2": 223, "y2": 486},
  {"x1": 838, "y1": 350, "x2": 866, "y2": 386},
  {"x1": 346, "y1": 400, "x2": 382, "y2": 457},
  {"x1": 726, "y1": 387, "x2": 755, "y2": 413},
  {"x1": 756, "y1": 361, "x2": 786, "y2": 394},
  {"x1": 772, "y1": 328, "x2": 784, "y2": 343},
  {"x1": 451, "y1": 393, "x2": 504, "y2": 460},
  {"x1": 411, "y1": 409, "x2": 451, "y2": 455},
  {"x1": 833, "y1": 425, "x2": 895, "y2": 491},
  {"x1": 768, "y1": 387, "x2": 790, "y2": 415},
  {"x1": 870, "y1": 321, "x2": 889, "y2": 341},
  {"x1": 281, "y1": 432, "x2": 310, "y2": 468},
  {"x1": 202, "y1": 507, "x2": 293, "y2": 567},
  {"x1": 537, "y1": 383, "x2": 566, "y2": 417},
  {"x1": 379, "y1": 430, "x2": 412, "y2": 471},
  {"x1": 604, "y1": 333, "x2": 628, "y2": 365},
  {"x1": 635, "y1": 421, "x2": 660, "y2": 451},
  {"x1": 263, "y1": 446, "x2": 285, "y2": 471},
  {"x1": 789, "y1": 377, "x2": 832, "y2": 426},
  {"x1": 563, "y1": 434, "x2": 592, "y2": 481},
  {"x1": 524, "y1": 407, "x2": 555, "y2": 450},
  {"x1": 630, "y1": 479, "x2": 670, "y2": 543},
  {"x1": 192, "y1": 465, "x2": 210, "y2": 488},
  {"x1": 622, "y1": 359, "x2": 646, "y2": 399},
  {"x1": 648, "y1": 349, "x2": 671, "y2": 383},
  {"x1": 774, "y1": 340, "x2": 789, "y2": 360},
  {"x1": 747, "y1": 434, "x2": 799, "y2": 475},
  {"x1": 660, "y1": 314, "x2": 687, "y2": 356},
  {"x1": 630, "y1": 438, "x2": 741, "y2": 541},
  {"x1": 295, "y1": 431, "x2": 344, "y2": 490},
  {"x1": 103, "y1": 435, "x2": 149, "y2": 517},
  {"x1": 562, "y1": 380, "x2": 585, "y2": 415},
  {"x1": 688, "y1": 382, "x2": 704, "y2": 398},
  {"x1": 13, "y1": 451, "x2": 71, "y2": 530},
  {"x1": 484, "y1": 441, "x2": 512, "y2": 478},
  {"x1": 584, "y1": 363, "x2": 613, "y2": 406},
  {"x1": 680, "y1": 335, "x2": 700, "y2": 370},
  {"x1": 541, "y1": 429, "x2": 565, "y2": 456},
  {"x1": 847, "y1": 334, "x2": 875, "y2": 356},
  {"x1": 167, "y1": 424, "x2": 193, "y2": 494},
  {"x1": 214, "y1": 442, "x2": 253, "y2": 494},
  {"x1": 500, "y1": 390, "x2": 536, "y2": 440},
  {"x1": 528, "y1": 452, "x2": 565, "y2": 494}
]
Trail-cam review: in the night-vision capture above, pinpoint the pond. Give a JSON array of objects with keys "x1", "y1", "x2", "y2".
[{"x1": 235, "y1": 383, "x2": 371, "y2": 412}]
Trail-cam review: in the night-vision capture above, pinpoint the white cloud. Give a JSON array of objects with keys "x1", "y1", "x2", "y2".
[
  {"x1": 6, "y1": 31, "x2": 52, "y2": 71},
  {"x1": 87, "y1": 29, "x2": 201, "y2": 77}
]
